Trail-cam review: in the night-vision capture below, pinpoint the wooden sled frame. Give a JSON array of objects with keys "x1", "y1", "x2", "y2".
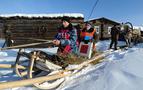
[{"x1": 0, "y1": 40, "x2": 112, "y2": 90}]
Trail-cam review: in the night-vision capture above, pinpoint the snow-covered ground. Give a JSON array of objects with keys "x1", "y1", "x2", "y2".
[{"x1": 0, "y1": 39, "x2": 143, "y2": 90}]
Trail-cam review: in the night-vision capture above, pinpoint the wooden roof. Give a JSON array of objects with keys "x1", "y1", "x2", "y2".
[{"x1": 89, "y1": 17, "x2": 120, "y2": 25}]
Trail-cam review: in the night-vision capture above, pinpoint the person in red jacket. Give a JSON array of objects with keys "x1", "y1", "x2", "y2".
[{"x1": 80, "y1": 22, "x2": 96, "y2": 50}]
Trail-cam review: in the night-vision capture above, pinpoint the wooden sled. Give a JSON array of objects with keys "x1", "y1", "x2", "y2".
[
  {"x1": 0, "y1": 47, "x2": 112, "y2": 90},
  {"x1": 0, "y1": 40, "x2": 113, "y2": 90}
]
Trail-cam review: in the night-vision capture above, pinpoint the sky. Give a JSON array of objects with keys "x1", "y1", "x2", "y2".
[{"x1": 0, "y1": 0, "x2": 143, "y2": 26}]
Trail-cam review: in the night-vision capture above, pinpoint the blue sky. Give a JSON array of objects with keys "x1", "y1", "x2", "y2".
[{"x1": 0, "y1": 0, "x2": 142, "y2": 25}]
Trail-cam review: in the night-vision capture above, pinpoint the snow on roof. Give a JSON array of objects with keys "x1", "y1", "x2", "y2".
[
  {"x1": 0, "y1": 13, "x2": 84, "y2": 18},
  {"x1": 133, "y1": 26, "x2": 143, "y2": 31}
]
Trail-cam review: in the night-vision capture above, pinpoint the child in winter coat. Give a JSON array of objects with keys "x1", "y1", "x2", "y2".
[
  {"x1": 53, "y1": 16, "x2": 78, "y2": 56},
  {"x1": 80, "y1": 22, "x2": 96, "y2": 50},
  {"x1": 46, "y1": 16, "x2": 78, "y2": 68}
]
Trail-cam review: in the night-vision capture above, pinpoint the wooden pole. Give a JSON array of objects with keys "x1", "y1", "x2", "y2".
[
  {"x1": 0, "y1": 71, "x2": 70, "y2": 90},
  {"x1": 0, "y1": 64, "x2": 26, "y2": 69},
  {"x1": 0, "y1": 64, "x2": 13, "y2": 68},
  {"x1": 0, "y1": 40, "x2": 52, "y2": 50},
  {"x1": 76, "y1": 51, "x2": 109, "y2": 70}
]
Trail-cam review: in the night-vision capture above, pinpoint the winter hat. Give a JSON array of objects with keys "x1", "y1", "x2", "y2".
[
  {"x1": 85, "y1": 21, "x2": 92, "y2": 26},
  {"x1": 62, "y1": 16, "x2": 70, "y2": 23}
]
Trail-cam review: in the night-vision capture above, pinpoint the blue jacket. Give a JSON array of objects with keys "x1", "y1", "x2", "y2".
[{"x1": 55, "y1": 24, "x2": 78, "y2": 54}]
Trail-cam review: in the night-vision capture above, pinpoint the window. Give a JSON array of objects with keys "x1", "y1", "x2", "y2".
[
  {"x1": 94, "y1": 26, "x2": 100, "y2": 34},
  {"x1": 108, "y1": 26, "x2": 112, "y2": 34}
]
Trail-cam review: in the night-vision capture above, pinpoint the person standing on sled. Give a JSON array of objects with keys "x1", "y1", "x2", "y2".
[
  {"x1": 109, "y1": 24, "x2": 120, "y2": 50},
  {"x1": 79, "y1": 22, "x2": 96, "y2": 59},
  {"x1": 80, "y1": 22, "x2": 96, "y2": 51}
]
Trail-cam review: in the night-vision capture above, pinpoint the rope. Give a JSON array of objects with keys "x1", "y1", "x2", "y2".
[{"x1": 20, "y1": 37, "x2": 51, "y2": 42}]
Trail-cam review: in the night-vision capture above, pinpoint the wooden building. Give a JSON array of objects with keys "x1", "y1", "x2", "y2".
[
  {"x1": 89, "y1": 17, "x2": 120, "y2": 40},
  {"x1": 0, "y1": 13, "x2": 84, "y2": 47},
  {"x1": 0, "y1": 18, "x2": 4, "y2": 38}
]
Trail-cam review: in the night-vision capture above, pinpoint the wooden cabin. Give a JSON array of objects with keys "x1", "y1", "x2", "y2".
[
  {"x1": 0, "y1": 13, "x2": 84, "y2": 47},
  {"x1": 89, "y1": 17, "x2": 120, "y2": 40}
]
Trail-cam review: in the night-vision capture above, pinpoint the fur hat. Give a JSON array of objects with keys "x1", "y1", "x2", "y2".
[
  {"x1": 85, "y1": 21, "x2": 92, "y2": 26},
  {"x1": 62, "y1": 16, "x2": 70, "y2": 23}
]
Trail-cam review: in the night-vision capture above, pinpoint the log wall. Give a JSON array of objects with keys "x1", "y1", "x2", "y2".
[{"x1": 1, "y1": 17, "x2": 84, "y2": 47}]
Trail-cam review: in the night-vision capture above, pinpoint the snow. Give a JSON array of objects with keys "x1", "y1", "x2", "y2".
[
  {"x1": 0, "y1": 39, "x2": 143, "y2": 90},
  {"x1": 0, "y1": 13, "x2": 84, "y2": 18}
]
